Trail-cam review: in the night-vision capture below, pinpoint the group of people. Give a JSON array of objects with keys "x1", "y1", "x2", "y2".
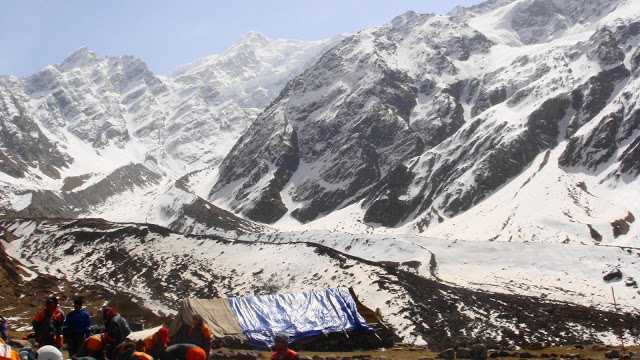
[
  {"x1": 1, "y1": 296, "x2": 301, "y2": 360},
  {"x1": 20, "y1": 296, "x2": 214, "y2": 360}
]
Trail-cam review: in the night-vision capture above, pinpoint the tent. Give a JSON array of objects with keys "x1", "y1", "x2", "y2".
[{"x1": 169, "y1": 288, "x2": 394, "y2": 350}]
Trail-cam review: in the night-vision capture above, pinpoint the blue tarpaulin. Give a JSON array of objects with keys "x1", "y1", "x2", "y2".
[{"x1": 228, "y1": 288, "x2": 372, "y2": 348}]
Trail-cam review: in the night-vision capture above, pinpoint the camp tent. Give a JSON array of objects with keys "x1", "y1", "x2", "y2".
[{"x1": 170, "y1": 288, "x2": 393, "y2": 350}]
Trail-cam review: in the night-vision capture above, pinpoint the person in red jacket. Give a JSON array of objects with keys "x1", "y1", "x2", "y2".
[
  {"x1": 32, "y1": 296, "x2": 65, "y2": 349},
  {"x1": 271, "y1": 334, "x2": 299, "y2": 360},
  {"x1": 142, "y1": 325, "x2": 169, "y2": 358}
]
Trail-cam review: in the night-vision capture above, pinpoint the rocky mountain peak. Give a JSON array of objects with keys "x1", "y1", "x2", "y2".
[
  {"x1": 458, "y1": 0, "x2": 624, "y2": 45},
  {"x1": 389, "y1": 11, "x2": 427, "y2": 28},
  {"x1": 235, "y1": 31, "x2": 271, "y2": 47},
  {"x1": 58, "y1": 47, "x2": 99, "y2": 72},
  {"x1": 449, "y1": 0, "x2": 517, "y2": 16}
]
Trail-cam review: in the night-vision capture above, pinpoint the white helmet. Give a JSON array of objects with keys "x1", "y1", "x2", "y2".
[{"x1": 36, "y1": 346, "x2": 62, "y2": 360}]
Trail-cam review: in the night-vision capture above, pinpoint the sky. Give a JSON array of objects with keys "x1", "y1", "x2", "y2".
[{"x1": 0, "y1": 0, "x2": 483, "y2": 77}]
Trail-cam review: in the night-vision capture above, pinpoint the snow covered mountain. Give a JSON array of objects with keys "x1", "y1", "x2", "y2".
[
  {"x1": 3, "y1": 0, "x2": 640, "y2": 347},
  {"x1": 0, "y1": 33, "x2": 334, "y2": 233},
  {"x1": 210, "y1": 0, "x2": 640, "y2": 246}
]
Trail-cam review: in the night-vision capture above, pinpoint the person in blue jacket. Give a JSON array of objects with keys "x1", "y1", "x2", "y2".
[{"x1": 63, "y1": 296, "x2": 92, "y2": 356}]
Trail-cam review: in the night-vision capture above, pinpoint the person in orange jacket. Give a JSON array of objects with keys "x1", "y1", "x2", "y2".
[
  {"x1": 0, "y1": 338, "x2": 20, "y2": 360},
  {"x1": 142, "y1": 325, "x2": 169, "y2": 358},
  {"x1": 32, "y1": 296, "x2": 65, "y2": 349},
  {"x1": 160, "y1": 344, "x2": 206, "y2": 360},
  {"x1": 271, "y1": 334, "x2": 299, "y2": 360},
  {"x1": 173, "y1": 315, "x2": 211, "y2": 358},
  {"x1": 113, "y1": 341, "x2": 152, "y2": 360},
  {"x1": 76, "y1": 334, "x2": 105, "y2": 359}
]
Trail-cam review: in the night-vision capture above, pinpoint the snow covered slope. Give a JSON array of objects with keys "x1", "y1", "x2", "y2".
[
  {"x1": 3, "y1": 218, "x2": 638, "y2": 348},
  {"x1": 239, "y1": 229, "x2": 640, "y2": 314},
  {"x1": 0, "y1": 33, "x2": 333, "y2": 233},
  {"x1": 208, "y1": 0, "x2": 640, "y2": 247}
]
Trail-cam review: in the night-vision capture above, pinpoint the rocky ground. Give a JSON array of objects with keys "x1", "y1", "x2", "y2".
[
  {"x1": 2, "y1": 218, "x2": 640, "y2": 348},
  {"x1": 1, "y1": 228, "x2": 164, "y2": 338},
  {"x1": 208, "y1": 344, "x2": 640, "y2": 360}
]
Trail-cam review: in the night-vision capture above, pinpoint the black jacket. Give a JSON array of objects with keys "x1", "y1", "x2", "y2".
[{"x1": 105, "y1": 314, "x2": 131, "y2": 344}]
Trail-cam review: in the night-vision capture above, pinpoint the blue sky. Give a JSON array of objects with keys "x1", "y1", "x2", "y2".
[{"x1": 0, "y1": 0, "x2": 483, "y2": 76}]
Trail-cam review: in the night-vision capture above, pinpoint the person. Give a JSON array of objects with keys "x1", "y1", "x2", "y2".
[
  {"x1": 271, "y1": 334, "x2": 299, "y2": 360},
  {"x1": 0, "y1": 316, "x2": 8, "y2": 342},
  {"x1": 35, "y1": 346, "x2": 63, "y2": 360},
  {"x1": 75, "y1": 334, "x2": 104, "y2": 359},
  {"x1": 159, "y1": 344, "x2": 206, "y2": 360},
  {"x1": 32, "y1": 297, "x2": 65, "y2": 348},
  {"x1": 64, "y1": 296, "x2": 92, "y2": 356},
  {"x1": 112, "y1": 341, "x2": 152, "y2": 360},
  {"x1": 0, "y1": 338, "x2": 20, "y2": 360},
  {"x1": 186, "y1": 316, "x2": 211, "y2": 358},
  {"x1": 172, "y1": 315, "x2": 212, "y2": 358},
  {"x1": 102, "y1": 307, "x2": 131, "y2": 359},
  {"x1": 142, "y1": 325, "x2": 169, "y2": 358}
]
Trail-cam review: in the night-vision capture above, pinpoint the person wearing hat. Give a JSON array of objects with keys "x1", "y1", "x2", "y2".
[
  {"x1": 102, "y1": 307, "x2": 131, "y2": 359},
  {"x1": 64, "y1": 296, "x2": 92, "y2": 356},
  {"x1": 271, "y1": 334, "x2": 299, "y2": 360},
  {"x1": 32, "y1": 296, "x2": 65, "y2": 349},
  {"x1": 35, "y1": 346, "x2": 63, "y2": 360}
]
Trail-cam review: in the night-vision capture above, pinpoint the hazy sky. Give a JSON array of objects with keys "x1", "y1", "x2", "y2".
[{"x1": 0, "y1": 0, "x2": 483, "y2": 77}]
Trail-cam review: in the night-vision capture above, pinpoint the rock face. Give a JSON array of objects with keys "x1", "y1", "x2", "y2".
[
  {"x1": 0, "y1": 80, "x2": 71, "y2": 179},
  {"x1": 510, "y1": 0, "x2": 621, "y2": 45},
  {"x1": 455, "y1": 0, "x2": 622, "y2": 45},
  {"x1": 210, "y1": 12, "x2": 492, "y2": 223},
  {"x1": 365, "y1": 94, "x2": 572, "y2": 226},
  {"x1": 559, "y1": 65, "x2": 640, "y2": 176},
  {"x1": 0, "y1": 33, "x2": 331, "y2": 233},
  {"x1": 210, "y1": 1, "x2": 640, "y2": 243}
]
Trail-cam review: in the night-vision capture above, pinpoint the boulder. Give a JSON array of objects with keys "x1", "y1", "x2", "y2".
[
  {"x1": 471, "y1": 344, "x2": 488, "y2": 360},
  {"x1": 605, "y1": 350, "x2": 621, "y2": 359},
  {"x1": 458, "y1": 348, "x2": 473, "y2": 359},
  {"x1": 438, "y1": 348, "x2": 456, "y2": 360},
  {"x1": 603, "y1": 269, "x2": 623, "y2": 282}
]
